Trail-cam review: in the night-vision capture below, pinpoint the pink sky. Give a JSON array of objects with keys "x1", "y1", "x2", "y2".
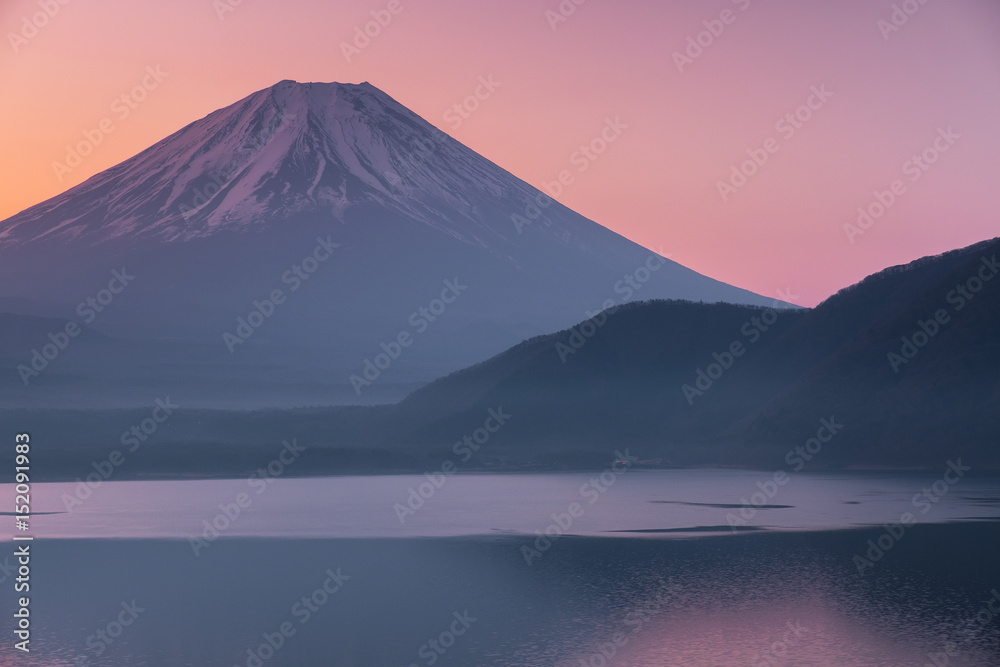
[{"x1": 2, "y1": 0, "x2": 998, "y2": 305}]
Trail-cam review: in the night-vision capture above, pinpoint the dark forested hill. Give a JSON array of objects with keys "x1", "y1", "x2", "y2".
[
  {"x1": 18, "y1": 237, "x2": 1000, "y2": 479},
  {"x1": 375, "y1": 236, "x2": 1000, "y2": 468}
]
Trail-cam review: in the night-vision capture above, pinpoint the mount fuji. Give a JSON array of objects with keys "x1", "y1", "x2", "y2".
[{"x1": 0, "y1": 80, "x2": 787, "y2": 407}]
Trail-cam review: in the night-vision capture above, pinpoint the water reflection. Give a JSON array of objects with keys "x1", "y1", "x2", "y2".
[{"x1": 0, "y1": 524, "x2": 996, "y2": 665}]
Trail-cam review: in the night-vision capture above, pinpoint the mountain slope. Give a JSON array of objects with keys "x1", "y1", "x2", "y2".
[
  {"x1": 16, "y1": 237, "x2": 1000, "y2": 479},
  {"x1": 0, "y1": 81, "x2": 785, "y2": 407},
  {"x1": 373, "y1": 236, "x2": 1000, "y2": 467},
  {"x1": 742, "y1": 237, "x2": 1000, "y2": 465}
]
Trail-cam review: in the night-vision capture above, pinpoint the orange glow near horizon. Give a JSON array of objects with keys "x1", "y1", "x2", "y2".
[{"x1": 2, "y1": 0, "x2": 999, "y2": 305}]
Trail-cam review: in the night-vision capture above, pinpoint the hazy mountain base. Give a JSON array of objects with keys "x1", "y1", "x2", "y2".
[
  {"x1": 0, "y1": 81, "x2": 788, "y2": 411},
  {"x1": 13, "y1": 236, "x2": 1000, "y2": 481}
]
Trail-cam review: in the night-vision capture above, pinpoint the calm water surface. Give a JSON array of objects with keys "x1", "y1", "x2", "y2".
[{"x1": 0, "y1": 471, "x2": 997, "y2": 666}]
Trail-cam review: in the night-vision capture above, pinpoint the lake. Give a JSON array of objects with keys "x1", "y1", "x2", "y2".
[{"x1": 1, "y1": 470, "x2": 999, "y2": 665}]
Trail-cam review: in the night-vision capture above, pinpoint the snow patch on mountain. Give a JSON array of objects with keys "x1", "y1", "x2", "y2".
[{"x1": 4, "y1": 80, "x2": 569, "y2": 249}]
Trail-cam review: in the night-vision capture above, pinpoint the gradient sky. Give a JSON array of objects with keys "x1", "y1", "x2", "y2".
[{"x1": 2, "y1": 0, "x2": 998, "y2": 305}]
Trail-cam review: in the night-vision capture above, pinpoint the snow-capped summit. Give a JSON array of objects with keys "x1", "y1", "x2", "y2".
[
  {"x1": 0, "y1": 80, "x2": 786, "y2": 402},
  {"x1": 2, "y1": 80, "x2": 570, "y2": 248}
]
